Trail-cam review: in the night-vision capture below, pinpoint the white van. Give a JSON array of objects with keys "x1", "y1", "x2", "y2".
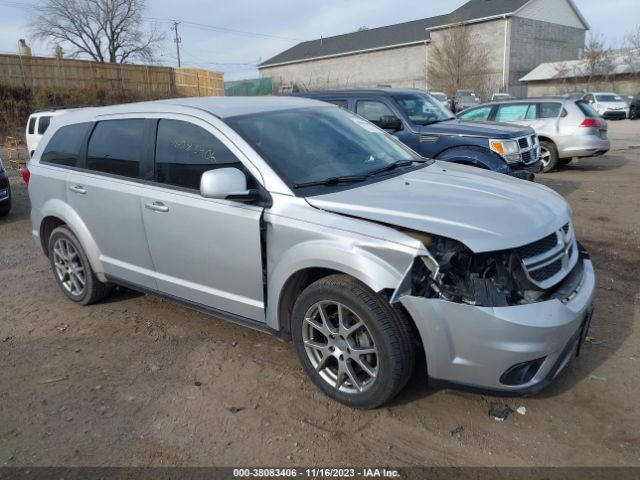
[{"x1": 26, "y1": 109, "x2": 75, "y2": 157}]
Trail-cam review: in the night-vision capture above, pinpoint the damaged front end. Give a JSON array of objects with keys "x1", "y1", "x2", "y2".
[{"x1": 399, "y1": 225, "x2": 583, "y2": 307}]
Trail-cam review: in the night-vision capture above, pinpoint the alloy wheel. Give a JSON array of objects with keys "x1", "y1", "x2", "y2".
[
  {"x1": 540, "y1": 146, "x2": 551, "y2": 167},
  {"x1": 302, "y1": 301, "x2": 378, "y2": 394},
  {"x1": 52, "y1": 238, "x2": 86, "y2": 297}
]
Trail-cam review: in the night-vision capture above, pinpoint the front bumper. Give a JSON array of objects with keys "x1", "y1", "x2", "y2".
[
  {"x1": 400, "y1": 258, "x2": 595, "y2": 394},
  {"x1": 601, "y1": 110, "x2": 627, "y2": 120},
  {"x1": 508, "y1": 160, "x2": 542, "y2": 181}
]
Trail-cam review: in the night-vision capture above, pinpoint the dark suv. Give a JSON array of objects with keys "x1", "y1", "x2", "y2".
[
  {"x1": 629, "y1": 93, "x2": 640, "y2": 120},
  {"x1": 0, "y1": 156, "x2": 11, "y2": 217},
  {"x1": 297, "y1": 89, "x2": 541, "y2": 181}
]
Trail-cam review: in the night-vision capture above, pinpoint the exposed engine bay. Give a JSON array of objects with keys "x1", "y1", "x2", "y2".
[{"x1": 403, "y1": 231, "x2": 586, "y2": 307}]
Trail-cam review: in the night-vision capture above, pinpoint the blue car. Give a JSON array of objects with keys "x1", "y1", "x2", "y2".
[{"x1": 298, "y1": 89, "x2": 542, "y2": 181}]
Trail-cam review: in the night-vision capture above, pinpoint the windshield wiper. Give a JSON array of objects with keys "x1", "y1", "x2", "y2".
[
  {"x1": 365, "y1": 159, "x2": 427, "y2": 178},
  {"x1": 293, "y1": 175, "x2": 367, "y2": 189}
]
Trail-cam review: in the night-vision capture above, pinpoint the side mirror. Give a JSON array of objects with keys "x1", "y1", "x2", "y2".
[
  {"x1": 378, "y1": 115, "x2": 403, "y2": 131},
  {"x1": 200, "y1": 167, "x2": 253, "y2": 201}
]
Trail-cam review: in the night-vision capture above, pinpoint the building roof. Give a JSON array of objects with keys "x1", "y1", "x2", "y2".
[
  {"x1": 259, "y1": 0, "x2": 532, "y2": 68},
  {"x1": 520, "y1": 50, "x2": 640, "y2": 82}
]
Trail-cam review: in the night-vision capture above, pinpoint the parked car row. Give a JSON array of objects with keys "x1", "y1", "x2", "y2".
[
  {"x1": 23, "y1": 96, "x2": 595, "y2": 408},
  {"x1": 457, "y1": 96, "x2": 610, "y2": 172},
  {"x1": 298, "y1": 89, "x2": 541, "y2": 180}
]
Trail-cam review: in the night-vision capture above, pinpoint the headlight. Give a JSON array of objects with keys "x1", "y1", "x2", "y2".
[{"x1": 490, "y1": 139, "x2": 521, "y2": 164}]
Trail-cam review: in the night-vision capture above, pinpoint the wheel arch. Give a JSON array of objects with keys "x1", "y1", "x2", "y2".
[
  {"x1": 267, "y1": 242, "x2": 410, "y2": 335},
  {"x1": 38, "y1": 200, "x2": 106, "y2": 282},
  {"x1": 435, "y1": 145, "x2": 508, "y2": 172}
]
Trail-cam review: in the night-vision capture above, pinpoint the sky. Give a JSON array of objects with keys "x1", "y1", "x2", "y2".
[{"x1": 0, "y1": 0, "x2": 638, "y2": 81}]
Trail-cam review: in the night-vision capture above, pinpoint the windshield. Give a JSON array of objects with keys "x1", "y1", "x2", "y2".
[
  {"x1": 458, "y1": 95, "x2": 479, "y2": 103},
  {"x1": 391, "y1": 92, "x2": 454, "y2": 126},
  {"x1": 431, "y1": 93, "x2": 447, "y2": 101},
  {"x1": 596, "y1": 94, "x2": 624, "y2": 102},
  {"x1": 226, "y1": 107, "x2": 424, "y2": 190}
]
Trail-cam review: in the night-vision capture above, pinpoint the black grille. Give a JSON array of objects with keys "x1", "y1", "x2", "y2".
[
  {"x1": 518, "y1": 137, "x2": 529, "y2": 149},
  {"x1": 530, "y1": 259, "x2": 563, "y2": 281},
  {"x1": 522, "y1": 151, "x2": 532, "y2": 163},
  {"x1": 516, "y1": 232, "x2": 559, "y2": 258}
]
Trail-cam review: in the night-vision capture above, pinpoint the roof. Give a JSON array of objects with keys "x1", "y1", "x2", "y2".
[
  {"x1": 298, "y1": 88, "x2": 425, "y2": 97},
  {"x1": 520, "y1": 51, "x2": 640, "y2": 82},
  {"x1": 55, "y1": 97, "x2": 328, "y2": 123},
  {"x1": 259, "y1": 0, "x2": 531, "y2": 68}
]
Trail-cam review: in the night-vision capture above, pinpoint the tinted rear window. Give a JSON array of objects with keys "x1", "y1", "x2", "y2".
[
  {"x1": 539, "y1": 103, "x2": 568, "y2": 118},
  {"x1": 28, "y1": 117, "x2": 36, "y2": 135},
  {"x1": 41, "y1": 123, "x2": 92, "y2": 167},
  {"x1": 575, "y1": 101, "x2": 598, "y2": 118},
  {"x1": 37, "y1": 116, "x2": 52, "y2": 135},
  {"x1": 87, "y1": 120, "x2": 146, "y2": 178}
]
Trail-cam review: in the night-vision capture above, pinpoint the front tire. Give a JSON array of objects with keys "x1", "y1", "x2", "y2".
[
  {"x1": 292, "y1": 274, "x2": 416, "y2": 409},
  {"x1": 48, "y1": 226, "x2": 110, "y2": 305},
  {"x1": 539, "y1": 141, "x2": 558, "y2": 173}
]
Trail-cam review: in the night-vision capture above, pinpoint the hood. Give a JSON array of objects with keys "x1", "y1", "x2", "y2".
[
  {"x1": 427, "y1": 119, "x2": 532, "y2": 139},
  {"x1": 306, "y1": 162, "x2": 570, "y2": 253}
]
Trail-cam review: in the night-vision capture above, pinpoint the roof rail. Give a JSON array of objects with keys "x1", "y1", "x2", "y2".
[{"x1": 33, "y1": 104, "x2": 93, "y2": 113}]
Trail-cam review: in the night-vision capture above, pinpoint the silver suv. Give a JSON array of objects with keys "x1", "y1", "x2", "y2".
[
  {"x1": 27, "y1": 97, "x2": 595, "y2": 408},
  {"x1": 458, "y1": 97, "x2": 611, "y2": 172}
]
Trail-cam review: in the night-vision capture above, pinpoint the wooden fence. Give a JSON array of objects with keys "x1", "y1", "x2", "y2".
[{"x1": 0, "y1": 54, "x2": 224, "y2": 97}]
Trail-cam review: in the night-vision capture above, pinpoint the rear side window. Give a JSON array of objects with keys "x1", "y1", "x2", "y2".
[
  {"x1": 37, "y1": 116, "x2": 52, "y2": 135},
  {"x1": 495, "y1": 104, "x2": 537, "y2": 122},
  {"x1": 155, "y1": 119, "x2": 242, "y2": 190},
  {"x1": 459, "y1": 106, "x2": 492, "y2": 121},
  {"x1": 28, "y1": 117, "x2": 36, "y2": 134},
  {"x1": 41, "y1": 123, "x2": 92, "y2": 167},
  {"x1": 87, "y1": 119, "x2": 146, "y2": 178},
  {"x1": 539, "y1": 103, "x2": 568, "y2": 118},
  {"x1": 356, "y1": 101, "x2": 396, "y2": 126}
]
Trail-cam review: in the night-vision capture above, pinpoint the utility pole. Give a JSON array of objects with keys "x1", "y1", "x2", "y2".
[{"x1": 172, "y1": 20, "x2": 182, "y2": 68}]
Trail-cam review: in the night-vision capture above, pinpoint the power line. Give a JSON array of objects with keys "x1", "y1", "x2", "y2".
[{"x1": 144, "y1": 16, "x2": 302, "y2": 42}]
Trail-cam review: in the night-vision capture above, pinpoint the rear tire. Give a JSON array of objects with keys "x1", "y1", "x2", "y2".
[
  {"x1": 48, "y1": 226, "x2": 111, "y2": 305},
  {"x1": 539, "y1": 141, "x2": 558, "y2": 173},
  {"x1": 292, "y1": 274, "x2": 416, "y2": 409}
]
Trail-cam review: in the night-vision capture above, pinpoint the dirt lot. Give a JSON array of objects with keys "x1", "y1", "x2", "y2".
[{"x1": 1, "y1": 121, "x2": 639, "y2": 468}]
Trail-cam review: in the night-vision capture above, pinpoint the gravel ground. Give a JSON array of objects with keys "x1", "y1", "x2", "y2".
[{"x1": 1, "y1": 120, "x2": 639, "y2": 467}]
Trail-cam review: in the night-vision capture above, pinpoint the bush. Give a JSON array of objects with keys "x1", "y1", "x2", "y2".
[{"x1": 0, "y1": 84, "x2": 173, "y2": 142}]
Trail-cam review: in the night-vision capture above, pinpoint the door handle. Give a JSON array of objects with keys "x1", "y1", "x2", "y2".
[
  {"x1": 69, "y1": 185, "x2": 87, "y2": 195},
  {"x1": 144, "y1": 201, "x2": 169, "y2": 213}
]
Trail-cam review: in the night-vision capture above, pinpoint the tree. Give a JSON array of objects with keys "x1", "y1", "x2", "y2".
[
  {"x1": 30, "y1": 0, "x2": 164, "y2": 63},
  {"x1": 583, "y1": 33, "x2": 615, "y2": 89},
  {"x1": 427, "y1": 20, "x2": 495, "y2": 101},
  {"x1": 625, "y1": 24, "x2": 640, "y2": 51}
]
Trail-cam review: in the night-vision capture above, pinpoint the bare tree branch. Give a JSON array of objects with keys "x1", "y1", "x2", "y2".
[
  {"x1": 427, "y1": 20, "x2": 497, "y2": 101},
  {"x1": 30, "y1": 0, "x2": 165, "y2": 63}
]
